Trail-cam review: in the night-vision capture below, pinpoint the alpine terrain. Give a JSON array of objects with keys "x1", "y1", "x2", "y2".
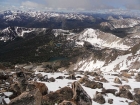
[{"x1": 0, "y1": 10, "x2": 140, "y2": 105}]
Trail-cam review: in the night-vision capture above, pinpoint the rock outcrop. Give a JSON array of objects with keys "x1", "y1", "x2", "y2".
[
  {"x1": 114, "y1": 77, "x2": 122, "y2": 84},
  {"x1": 116, "y1": 86, "x2": 133, "y2": 100},
  {"x1": 59, "y1": 100, "x2": 76, "y2": 105},
  {"x1": 42, "y1": 87, "x2": 73, "y2": 105},
  {"x1": 93, "y1": 91, "x2": 106, "y2": 104},
  {"x1": 72, "y1": 81, "x2": 92, "y2": 105},
  {"x1": 9, "y1": 89, "x2": 42, "y2": 105}
]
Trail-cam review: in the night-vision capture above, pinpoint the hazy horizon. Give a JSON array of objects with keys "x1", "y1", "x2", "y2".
[{"x1": 0, "y1": 0, "x2": 140, "y2": 12}]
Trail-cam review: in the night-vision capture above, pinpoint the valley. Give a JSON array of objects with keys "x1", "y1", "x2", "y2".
[{"x1": 0, "y1": 10, "x2": 140, "y2": 105}]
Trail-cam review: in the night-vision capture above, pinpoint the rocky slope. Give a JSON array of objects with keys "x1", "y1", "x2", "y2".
[{"x1": 100, "y1": 18, "x2": 140, "y2": 30}]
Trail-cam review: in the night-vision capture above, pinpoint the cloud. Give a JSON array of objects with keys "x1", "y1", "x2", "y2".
[
  {"x1": 1, "y1": 0, "x2": 140, "y2": 11},
  {"x1": 21, "y1": 1, "x2": 45, "y2": 8},
  {"x1": 44, "y1": 0, "x2": 116, "y2": 11}
]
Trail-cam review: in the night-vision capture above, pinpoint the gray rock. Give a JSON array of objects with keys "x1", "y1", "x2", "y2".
[
  {"x1": 108, "y1": 98, "x2": 113, "y2": 104},
  {"x1": 134, "y1": 94, "x2": 140, "y2": 104},
  {"x1": 135, "y1": 73, "x2": 140, "y2": 82},
  {"x1": 93, "y1": 92, "x2": 106, "y2": 104},
  {"x1": 134, "y1": 88, "x2": 140, "y2": 95},
  {"x1": 9, "y1": 89, "x2": 42, "y2": 105},
  {"x1": 102, "y1": 88, "x2": 117, "y2": 95},
  {"x1": 116, "y1": 86, "x2": 133, "y2": 100},
  {"x1": 16, "y1": 71, "x2": 28, "y2": 93},
  {"x1": 48, "y1": 77, "x2": 55, "y2": 82},
  {"x1": 129, "y1": 101, "x2": 139, "y2": 105},
  {"x1": 59, "y1": 100, "x2": 76, "y2": 105},
  {"x1": 114, "y1": 77, "x2": 122, "y2": 84},
  {"x1": 72, "y1": 81, "x2": 92, "y2": 105}
]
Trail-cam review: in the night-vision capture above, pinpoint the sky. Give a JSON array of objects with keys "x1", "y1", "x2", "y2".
[{"x1": 0, "y1": 0, "x2": 140, "y2": 11}]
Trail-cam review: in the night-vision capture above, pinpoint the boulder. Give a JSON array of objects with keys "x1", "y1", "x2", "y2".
[
  {"x1": 72, "y1": 81, "x2": 92, "y2": 105},
  {"x1": 116, "y1": 86, "x2": 133, "y2": 100},
  {"x1": 133, "y1": 94, "x2": 140, "y2": 104},
  {"x1": 121, "y1": 77, "x2": 129, "y2": 82},
  {"x1": 66, "y1": 74, "x2": 76, "y2": 80},
  {"x1": 42, "y1": 87, "x2": 73, "y2": 105},
  {"x1": 108, "y1": 98, "x2": 113, "y2": 104},
  {"x1": 0, "y1": 75, "x2": 9, "y2": 80},
  {"x1": 48, "y1": 77, "x2": 55, "y2": 82},
  {"x1": 135, "y1": 73, "x2": 140, "y2": 82},
  {"x1": 78, "y1": 76, "x2": 89, "y2": 84},
  {"x1": 93, "y1": 92, "x2": 105, "y2": 104},
  {"x1": 121, "y1": 72, "x2": 131, "y2": 78},
  {"x1": 42, "y1": 75, "x2": 48, "y2": 82},
  {"x1": 100, "y1": 77, "x2": 108, "y2": 83},
  {"x1": 90, "y1": 72, "x2": 99, "y2": 76},
  {"x1": 76, "y1": 76, "x2": 82, "y2": 78},
  {"x1": 123, "y1": 85, "x2": 131, "y2": 90},
  {"x1": 59, "y1": 100, "x2": 76, "y2": 105},
  {"x1": 56, "y1": 76, "x2": 65, "y2": 79},
  {"x1": 34, "y1": 82, "x2": 48, "y2": 95},
  {"x1": 134, "y1": 88, "x2": 140, "y2": 95},
  {"x1": 114, "y1": 77, "x2": 122, "y2": 84},
  {"x1": 36, "y1": 73, "x2": 44, "y2": 81},
  {"x1": 129, "y1": 101, "x2": 139, "y2": 105},
  {"x1": 102, "y1": 88, "x2": 117, "y2": 95},
  {"x1": 9, "y1": 89, "x2": 42, "y2": 105},
  {"x1": 94, "y1": 76, "x2": 100, "y2": 81},
  {"x1": 84, "y1": 80, "x2": 103, "y2": 89},
  {"x1": 9, "y1": 83, "x2": 21, "y2": 99},
  {"x1": 16, "y1": 71, "x2": 28, "y2": 93}
]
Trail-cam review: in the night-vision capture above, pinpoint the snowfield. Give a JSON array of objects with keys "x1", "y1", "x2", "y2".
[
  {"x1": 75, "y1": 28, "x2": 130, "y2": 50},
  {"x1": 34, "y1": 70, "x2": 140, "y2": 105}
]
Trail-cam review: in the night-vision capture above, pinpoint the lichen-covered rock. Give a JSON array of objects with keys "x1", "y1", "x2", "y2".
[
  {"x1": 48, "y1": 77, "x2": 55, "y2": 82},
  {"x1": 134, "y1": 88, "x2": 140, "y2": 95},
  {"x1": 123, "y1": 85, "x2": 131, "y2": 90},
  {"x1": 59, "y1": 100, "x2": 76, "y2": 105},
  {"x1": 93, "y1": 92, "x2": 106, "y2": 104},
  {"x1": 42, "y1": 87, "x2": 73, "y2": 105},
  {"x1": 16, "y1": 71, "x2": 28, "y2": 93},
  {"x1": 114, "y1": 77, "x2": 122, "y2": 84},
  {"x1": 56, "y1": 76, "x2": 65, "y2": 79},
  {"x1": 133, "y1": 94, "x2": 140, "y2": 104},
  {"x1": 121, "y1": 72, "x2": 131, "y2": 78},
  {"x1": 9, "y1": 83, "x2": 21, "y2": 99},
  {"x1": 100, "y1": 77, "x2": 108, "y2": 83},
  {"x1": 121, "y1": 76, "x2": 129, "y2": 82},
  {"x1": 66, "y1": 74, "x2": 76, "y2": 80},
  {"x1": 129, "y1": 101, "x2": 139, "y2": 105},
  {"x1": 78, "y1": 76, "x2": 89, "y2": 84},
  {"x1": 84, "y1": 80, "x2": 103, "y2": 89},
  {"x1": 36, "y1": 73, "x2": 44, "y2": 81},
  {"x1": 9, "y1": 89, "x2": 42, "y2": 105},
  {"x1": 42, "y1": 75, "x2": 48, "y2": 82},
  {"x1": 135, "y1": 73, "x2": 140, "y2": 82},
  {"x1": 116, "y1": 86, "x2": 133, "y2": 100},
  {"x1": 72, "y1": 81, "x2": 92, "y2": 105},
  {"x1": 108, "y1": 98, "x2": 113, "y2": 104},
  {"x1": 102, "y1": 88, "x2": 117, "y2": 95},
  {"x1": 34, "y1": 82, "x2": 48, "y2": 95},
  {"x1": 94, "y1": 76, "x2": 100, "y2": 81}
]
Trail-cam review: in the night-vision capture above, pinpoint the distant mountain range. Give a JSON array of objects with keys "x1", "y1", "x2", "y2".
[{"x1": 0, "y1": 10, "x2": 139, "y2": 72}]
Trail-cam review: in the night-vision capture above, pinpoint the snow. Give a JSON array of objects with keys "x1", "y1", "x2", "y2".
[
  {"x1": 76, "y1": 28, "x2": 130, "y2": 50},
  {"x1": 3, "y1": 92, "x2": 13, "y2": 97},
  {"x1": 4, "y1": 98, "x2": 10, "y2": 104},
  {"x1": 77, "y1": 60, "x2": 104, "y2": 71},
  {"x1": 33, "y1": 70, "x2": 139, "y2": 105},
  {"x1": 0, "y1": 96, "x2": 5, "y2": 104},
  {"x1": 76, "y1": 41, "x2": 84, "y2": 46}
]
